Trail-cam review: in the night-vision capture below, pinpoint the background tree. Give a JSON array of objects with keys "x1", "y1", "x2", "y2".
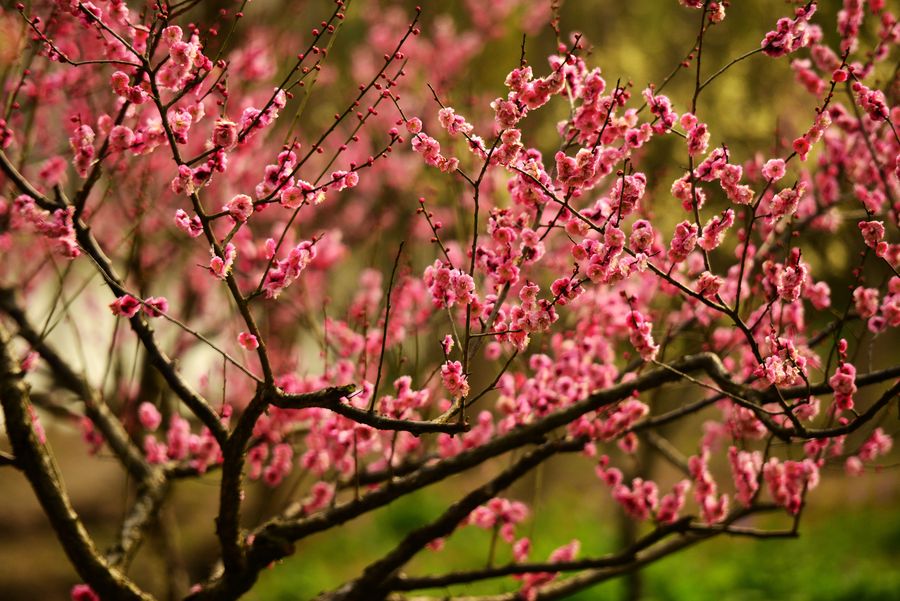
[{"x1": 0, "y1": 1, "x2": 898, "y2": 600}]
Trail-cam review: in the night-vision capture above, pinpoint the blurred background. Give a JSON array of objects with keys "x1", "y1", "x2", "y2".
[{"x1": 1, "y1": 0, "x2": 898, "y2": 599}]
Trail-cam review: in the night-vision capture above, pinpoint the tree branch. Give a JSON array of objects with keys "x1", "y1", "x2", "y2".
[
  {"x1": 321, "y1": 438, "x2": 585, "y2": 601},
  {"x1": 0, "y1": 322, "x2": 153, "y2": 600}
]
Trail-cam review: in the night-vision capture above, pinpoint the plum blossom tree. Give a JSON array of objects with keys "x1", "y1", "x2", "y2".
[{"x1": 0, "y1": 0, "x2": 898, "y2": 600}]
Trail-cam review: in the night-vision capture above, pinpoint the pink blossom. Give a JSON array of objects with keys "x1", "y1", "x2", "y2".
[
  {"x1": 110, "y1": 294, "x2": 141, "y2": 318},
  {"x1": 681, "y1": 113, "x2": 709, "y2": 156},
  {"x1": 209, "y1": 243, "x2": 236, "y2": 280},
  {"x1": 138, "y1": 402, "x2": 162, "y2": 431},
  {"x1": 698, "y1": 209, "x2": 735, "y2": 251},
  {"x1": 668, "y1": 221, "x2": 698, "y2": 264},
  {"x1": 756, "y1": 335, "x2": 807, "y2": 387},
  {"x1": 643, "y1": 87, "x2": 677, "y2": 133},
  {"x1": 728, "y1": 446, "x2": 762, "y2": 506},
  {"x1": 656, "y1": 480, "x2": 690, "y2": 524},
  {"x1": 142, "y1": 296, "x2": 169, "y2": 317},
  {"x1": 330, "y1": 170, "x2": 359, "y2": 191},
  {"x1": 167, "y1": 108, "x2": 193, "y2": 144},
  {"x1": 224, "y1": 194, "x2": 254, "y2": 222},
  {"x1": 109, "y1": 125, "x2": 135, "y2": 152},
  {"x1": 440, "y1": 360, "x2": 470, "y2": 398},
  {"x1": 852, "y1": 81, "x2": 890, "y2": 121},
  {"x1": 844, "y1": 456, "x2": 864, "y2": 476},
  {"x1": 166, "y1": 415, "x2": 191, "y2": 461},
  {"x1": 238, "y1": 332, "x2": 259, "y2": 350},
  {"x1": 611, "y1": 477, "x2": 659, "y2": 520},
  {"x1": 626, "y1": 310, "x2": 659, "y2": 361},
  {"x1": 763, "y1": 457, "x2": 819, "y2": 514},
  {"x1": 144, "y1": 435, "x2": 167, "y2": 464},
  {"x1": 174, "y1": 209, "x2": 203, "y2": 237},
  {"x1": 213, "y1": 118, "x2": 239, "y2": 149},
  {"x1": 423, "y1": 261, "x2": 476, "y2": 308},
  {"x1": 761, "y1": 4, "x2": 817, "y2": 57},
  {"x1": 852, "y1": 287, "x2": 879, "y2": 319},
  {"x1": 696, "y1": 271, "x2": 723, "y2": 299},
  {"x1": 689, "y1": 449, "x2": 729, "y2": 524},
  {"x1": 829, "y1": 362, "x2": 857, "y2": 411},
  {"x1": 762, "y1": 158, "x2": 786, "y2": 181},
  {"x1": 770, "y1": 182, "x2": 807, "y2": 220},
  {"x1": 858, "y1": 221, "x2": 886, "y2": 256},
  {"x1": 71, "y1": 584, "x2": 99, "y2": 601},
  {"x1": 437, "y1": 107, "x2": 474, "y2": 136},
  {"x1": 859, "y1": 428, "x2": 893, "y2": 462},
  {"x1": 262, "y1": 240, "x2": 318, "y2": 299},
  {"x1": 301, "y1": 481, "x2": 335, "y2": 514},
  {"x1": 405, "y1": 118, "x2": 423, "y2": 135},
  {"x1": 776, "y1": 248, "x2": 808, "y2": 302}
]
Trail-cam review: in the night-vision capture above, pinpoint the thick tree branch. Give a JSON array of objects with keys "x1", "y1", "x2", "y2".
[
  {"x1": 0, "y1": 322, "x2": 153, "y2": 600},
  {"x1": 274, "y1": 385, "x2": 469, "y2": 435},
  {"x1": 105, "y1": 480, "x2": 171, "y2": 569},
  {"x1": 323, "y1": 438, "x2": 584, "y2": 601}
]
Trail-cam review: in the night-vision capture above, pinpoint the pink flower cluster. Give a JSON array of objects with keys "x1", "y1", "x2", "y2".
[
  {"x1": 465, "y1": 497, "x2": 529, "y2": 543},
  {"x1": 775, "y1": 248, "x2": 808, "y2": 302},
  {"x1": 642, "y1": 87, "x2": 678, "y2": 134},
  {"x1": 11, "y1": 196, "x2": 79, "y2": 258},
  {"x1": 507, "y1": 282, "x2": 559, "y2": 347},
  {"x1": 440, "y1": 360, "x2": 470, "y2": 399},
  {"x1": 174, "y1": 209, "x2": 203, "y2": 237},
  {"x1": 756, "y1": 335, "x2": 807, "y2": 387},
  {"x1": 423, "y1": 260, "x2": 476, "y2": 308},
  {"x1": 845, "y1": 428, "x2": 893, "y2": 476},
  {"x1": 828, "y1": 362, "x2": 857, "y2": 411},
  {"x1": 378, "y1": 376, "x2": 431, "y2": 420},
  {"x1": 69, "y1": 124, "x2": 95, "y2": 178},
  {"x1": 681, "y1": 113, "x2": 710, "y2": 157},
  {"x1": 437, "y1": 107, "x2": 474, "y2": 136},
  {"x1": 763, "y1": 457, "x2": 819, "y2": 514},
  {"x1": 209, "y1": 243, "x2": 236, "y2": 280},
  {"x1": 262, "y1": 240, "x2": 318, "y2": 299},
  {"x1": 770, "y1": 182, "x2": 808, "y2": 220},
  {"x1": 626, "y1": 309, "x2": 659, "y2": 361},
  {"x1": 760, "y1": 3, "x2": 818, "y2": 58},
  {"x1": 158, "y1": 26, "x2": 212, "y2": 91},
  {"x1": 142, "y1": 413, "x2": 223, "y2": 475},
  {"x1": 224, "y1": 194, "x2": 254, "y2": 223},
  {"x1": 109, "y1": 294, "x2": 168, "y2": 318},
  {"x1": 698, "y1": 208, "x2": 735, "y2": 251},
  {"x1": 574, "y1": 226, "x2": 626, "y2": 284},
  {"x1": 517, "y1": 540, "x2": 580, "y2": 601},
  {"x1": 852, "y1": 81, "x2": 890, "y2": 121},
  {"x1": 504, "y1": 63, "x2": 565, "y2": 112},
  {"x1": 792, "y1": 110, "x2": 831, "y2": 161},
  {"x1": 858, "y1": 220, "x2": 887, "y2": 256},
  {"x1": 689, "y1": 448, "x2": 729, "y2": 524},
  {"x1": 667, "y1": 221, "x2": 698, "y2": 264},
  {"x1": 728, "y1": 446, "x2": 763, "y2": 506},
  {"x1": 596, "y1": 455, "x2": 690, "y2": 524},
  {"x1": 411, "y1": 132, "x2": 459, "y2": 173}
]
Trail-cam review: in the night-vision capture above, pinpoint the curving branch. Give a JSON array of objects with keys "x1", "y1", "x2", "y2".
[
  {"x1": 0, "y1": 287, "x2": 155, "y2": 482},
  {"x1": 321, "y1": 438, "x2": 585, "y2": 601},
  {"x1": 386, "y1": 506, "x2": 784, "y2": 601},
  {"x1": 273, "y1": 385, "x2": 469, "y2": 435},
  {"x1": 105, "y1": 480, "x2": 171, "y2": 569},
  {"x1": 0, "y1": 148, "x2": 228, "y2": 446},
  {"x1": 0, "y1": 322, "x2": 153, "y2": 601}
]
